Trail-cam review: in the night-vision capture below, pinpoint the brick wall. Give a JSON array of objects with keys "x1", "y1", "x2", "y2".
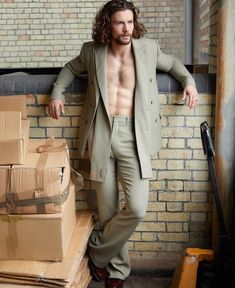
[
  {"x1": 0, "y1": 0, "x2": 185, "y2": 68},
  {"x1": 208, "y1": 0, "x2": 218, "y2": 73},
  {"x1": 138, "y1": 0, "x2": 185, "y2": 60},
  {"x1": 193, "y1": 0, "x2": 218, "y2": 72},
  {"x1": 0, "y1": 72, "x2": 214, "y2": 264},
  {"x1": 193, "y1": 0, "x2": 210, "y2": 64},
  {"x1": 0, "y1": 0, "x2": 220, "y2": 71}
]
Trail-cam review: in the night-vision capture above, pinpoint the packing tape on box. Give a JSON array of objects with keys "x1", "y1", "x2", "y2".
[
  {"x1": 70, "y1": 167, "x2": 84, "y2": 190},
  {"x1": 35, "y1": 138, "x2": 84, "y2": 190},
  {"x1": 33, "y1": 138, "x2": 68, "y2": 154},
  {"x1": 1, "y1": 183, "x2": 70, "y2": 214},
  {"x1": 1, "y1": 215, "x2": 23, "y2": 223},
  {"x1": 34, "y1": 139, "x2": 69, "y2": 210},
  {"x1": 36, "y1": 139, "x2": 84, "y2": 189}
]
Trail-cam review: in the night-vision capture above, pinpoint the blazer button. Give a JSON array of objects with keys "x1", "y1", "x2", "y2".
[
  {"x1": 151, "y1": 101, "x2": 153, "y2": 104},
  {"x1": 150, "y1": 78, "x2": 152, "y2": 82},
  {"x1": 100, "y1": 169, "x2": 104, "y2": 178},
  {"x1": 155, "y1": 118, "x2": 158, "y2": 122}
]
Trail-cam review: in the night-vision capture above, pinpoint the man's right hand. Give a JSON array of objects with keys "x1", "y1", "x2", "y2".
[{"x1": 48, "y1": 99, "x2": 65, "y2": 119}]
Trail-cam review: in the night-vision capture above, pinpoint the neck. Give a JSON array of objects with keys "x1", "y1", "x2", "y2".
[{"x1": 109, "y1": 41, "x2": 132, "y2": 58}]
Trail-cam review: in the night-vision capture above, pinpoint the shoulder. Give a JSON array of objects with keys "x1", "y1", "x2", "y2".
[
  {"x1": 80, "y1": 41, "x2": 94, "y2": 51},
  {"x1": 82, "y1": 41, "x2": 105, "y2": 51},
  {"x1": 133, "y1": 37, "x2": 159, "y2": 50}
]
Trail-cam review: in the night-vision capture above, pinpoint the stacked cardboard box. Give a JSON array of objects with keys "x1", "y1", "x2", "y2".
[
  {"x1": 0, "y1": 210, "x2": 93, "y2": 288},
  {"x1": 0, "y1": 96, "x2": 30, "y2": 165},
  {"x1": 0, "y1": 138, "x2": 71, "y2": 215},
  {"x1": 0, "y1": 179, "x2": 76, "y2": 261},
  {"x1": 0, "y1": 96, "x2": 93, "y2": 288}
]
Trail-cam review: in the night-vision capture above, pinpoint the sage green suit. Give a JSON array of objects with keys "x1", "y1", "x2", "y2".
[
  {"x1": 51, "y1": 38, "x2": 196, "y2": 280},
  {"x1": 51, "y1": 38, "x2": 195, "y2": 182}
]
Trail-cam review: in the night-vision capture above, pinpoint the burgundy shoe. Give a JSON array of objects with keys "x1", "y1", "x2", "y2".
[
  {"x1": 88, "y1": 258, "x2": 107, "y2": 282},
  {"x1": 105, "y1": 278, "x2": 124, "y2": 288}
]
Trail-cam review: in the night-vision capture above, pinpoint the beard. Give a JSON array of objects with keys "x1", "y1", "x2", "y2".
[{"x1": 112, "y1": 34, "x2": 132, "y2": 45}]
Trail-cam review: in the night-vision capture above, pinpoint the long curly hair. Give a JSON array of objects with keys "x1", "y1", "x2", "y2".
[{"x1": 92, "y1": 0, "x2": 146, "y2": 45}]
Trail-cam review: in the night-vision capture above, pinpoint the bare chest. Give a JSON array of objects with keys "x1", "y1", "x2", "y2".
[{"x1": 107, "y1": 55, "x2": 136, "y2": 90}]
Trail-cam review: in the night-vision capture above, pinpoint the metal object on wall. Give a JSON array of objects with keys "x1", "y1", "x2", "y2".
[{"x1": 184, "y1": 0, "x2": 193, "y2": 64}]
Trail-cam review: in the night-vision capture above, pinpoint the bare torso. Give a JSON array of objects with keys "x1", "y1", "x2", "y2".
[{"x1": 107, "y1": 46, "x2": 136, "y2": 116}]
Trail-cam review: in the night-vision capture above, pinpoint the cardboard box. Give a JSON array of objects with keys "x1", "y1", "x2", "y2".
[
  {"x1": 0, "y1": 111, "x2": 21, "y2": 139},
  {"x1": 0, "y1": 96, "x2": 29, "y2": 165},
  {"x1": 0, "y1": 182, "x2": 77, "y2": 261},
  {"x1": 0, "y1": 116, "x2": 30, "y2": 165},
  {"x1": 0, "y1": 139, "x2": 71, "y2": 214},
  {"x1": 0, "y1": 210, "x2": 94, "y2": 287},
  {"x1": 0, "y1": 95, "x2": 27, "y2": 120},
  {"x1": 0, "y1": 257, "x2": 92, "y2": 288}
]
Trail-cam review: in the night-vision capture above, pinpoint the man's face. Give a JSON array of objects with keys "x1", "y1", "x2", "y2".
[{"x1": 110, "y1": 9, "x2": 134, "y2": 45}]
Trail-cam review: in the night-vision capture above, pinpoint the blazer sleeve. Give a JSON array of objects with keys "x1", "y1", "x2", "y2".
[
  {"x1": 50, "y1": 43, "x2": 88, "y2": 101},
  {"x1": 155, "y1": 41, "x2": 196, "y2": 88}
]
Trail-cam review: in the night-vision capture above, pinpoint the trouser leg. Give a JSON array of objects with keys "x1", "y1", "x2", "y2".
[
  {"x1": 88, "y1": 117, "x2": 149, "y2": 280},
  {"x1": 89, "y1": 156, "x2": 131, "y2": 279}
]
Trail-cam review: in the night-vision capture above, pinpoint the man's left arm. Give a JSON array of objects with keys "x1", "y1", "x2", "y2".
[
  {"x1": 166, "y1": 59, "x2": 199, "y2": 109},
  {"x1": 155, "y1": 40, "x2": 199, "y2": 109}
]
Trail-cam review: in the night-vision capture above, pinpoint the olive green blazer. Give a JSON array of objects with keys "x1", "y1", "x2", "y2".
[{"x1": 51, "y1": 38, "x2": 196, "y2": 180}]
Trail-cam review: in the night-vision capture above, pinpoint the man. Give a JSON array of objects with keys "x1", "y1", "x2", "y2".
[{"x1": 48, "y1": 1, "x2": 199, "y2": 287}]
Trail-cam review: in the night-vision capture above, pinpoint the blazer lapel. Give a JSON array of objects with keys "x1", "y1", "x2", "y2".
[
  {"x1": 94, "y1": 45, "x2": 109, "y2": 115},
  {"x1": 132, "y1": 39, "x2": 148, "y2": 111}
]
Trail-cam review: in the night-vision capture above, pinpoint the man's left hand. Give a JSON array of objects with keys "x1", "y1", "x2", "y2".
[{"x1": 182, "y1": 85, "x2": 199, "y2": 109}]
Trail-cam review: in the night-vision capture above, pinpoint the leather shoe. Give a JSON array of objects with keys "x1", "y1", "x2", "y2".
[
  {"x1": 88, "y1": 257, "x2": 107, "y2": 282},
  {"x1": 105, "y1": 278, "x2": 124, "y2": 288}
]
